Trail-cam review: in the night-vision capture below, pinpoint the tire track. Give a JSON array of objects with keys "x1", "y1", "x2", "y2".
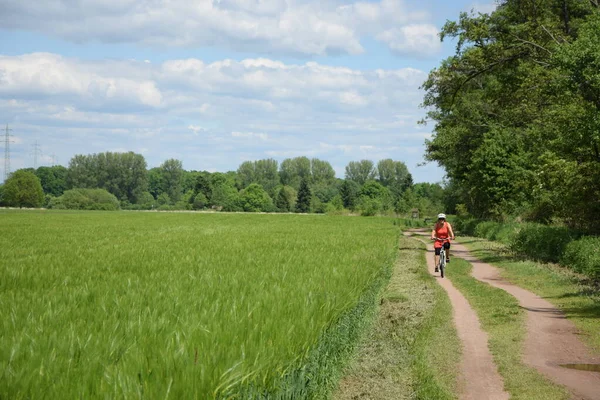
[
  {"x1": 451, "y1": 241, "x2": 600, "y2": 400},
  {"x1": 406, "y1": 231, "x2": 509, "y2": 400}
]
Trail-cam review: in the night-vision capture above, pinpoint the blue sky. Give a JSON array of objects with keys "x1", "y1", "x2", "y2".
[{"x1": 0, "y1": 0, "x2": 496, "y2": 183}]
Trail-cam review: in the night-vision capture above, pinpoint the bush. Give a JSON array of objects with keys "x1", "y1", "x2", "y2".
[
  {"x1": 52, "y1": 188, "x2": 120, "y2": 211},
  {"x1": 357, "y1": 197, "x2": 381, "y2": 216},
  {"x1": 453, "y1": 217, "x2": 481, "y2": 236},
  {"x1": 510, "y1": 224, "x2": 576, "y2": 263},
  {"x1": 473, "y1": 221, "x2": 519, "y2": 244},
  {"x1": 561, "y1": 237, "x2": 600, "y2": 280}
]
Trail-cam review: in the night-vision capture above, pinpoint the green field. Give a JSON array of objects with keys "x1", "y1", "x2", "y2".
[{"x1": 0, "y1": 211, "x2": 400, "y2": 399}]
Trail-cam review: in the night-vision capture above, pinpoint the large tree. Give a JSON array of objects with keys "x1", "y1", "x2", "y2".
[
  {"x1": 159, "y1": 159, "x2": 184, "y2": 203},
  {"x1": 2, "y1": 170, "x2": 44, "y2": 208},
  {"x1": 345, "y1": 160, "x2": 376, "y2": 185},
  {"x1": 67, "y1": 152, "x2": 148, "y2": 204},
  {"x1": 35, "y1": 166, "x2": 68, "y2": 197},
  {"x1": 279, "y1": 157, "x2": 312, "y2": 189},
  {"x1": 422, "y1": 0, "x2": 600, "y2": 226},
  {"x1": 295, "y1": 178, "x2": 312, "y2": 213}
]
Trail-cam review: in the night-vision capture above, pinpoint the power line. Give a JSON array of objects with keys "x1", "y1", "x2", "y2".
[{"x1": 2, "y1": 125, "x2": 14, "y2": 182}]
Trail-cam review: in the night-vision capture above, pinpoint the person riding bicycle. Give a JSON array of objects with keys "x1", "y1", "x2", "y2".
[{"x1": 431, "y1": 213, "x2": 455, "y2": 272}]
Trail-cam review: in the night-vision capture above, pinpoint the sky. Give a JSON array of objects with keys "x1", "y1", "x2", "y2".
[{"x1": 0, "y1": 0, "x2": 496, "y2": 183}]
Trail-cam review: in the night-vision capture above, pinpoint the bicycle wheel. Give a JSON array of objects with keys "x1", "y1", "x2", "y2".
[{"x1": 439, "y1": 251, "x2": 445, "y2": 278}]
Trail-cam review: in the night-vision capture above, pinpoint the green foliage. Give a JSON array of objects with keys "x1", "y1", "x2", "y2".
[
  {"x1": 357, "y1": 197, "x2": 382, "y2": 216},
  {"x1": 561, "y1": 237, "x2": 600, "y2": 280},
  {"x1": 295, "y1": 178, "x2": 312, "y2": 213},
  {"x1": 311, "y1": 158, "x2": 335, "y2": 184},
  {"x1": 157, "y1": 192, "x2": 171, "y2": 206},
  {"x1": 147, "y1": 167, "x2": 162, "y2": 199},
  {"x1": 239, "y1": 183, "x2": 274, "y2": 212},
  {"x1": 159, "y1": 159, "x2": 184, "y2": 203},
  {"x1": 35, "y1": 166, "x2": 68, "y2": 197},
  {"x1": 422, "y1": 1, "x2": 600, "y2": 228},
  {"x1": 510, "y1": 224, "x2": 576, "y2": 264},
  {"x1": 340, "y1": 180, "x2": 359, "y2": 210},
  {"x1": 192, "y1": 192, "x2": 209, "y2": 210},
  {"x1": 345, "y1": 160, "x2": 376, "y2": 185},
  {"x1": 52, "y1": 188, "x2": 120, "y2": 211},
  {"x1": 275, "y1": 186, "x2": 293, "y2": 212},
  {"x1": 238, "y1": 159, "x2": 280, "y2": 194},
  {"x1": 194, "y1": 172, "x2": 212, "y2": 200},
  {"x1": 2, "y1": 170, "x2": 44, "y2": 208},
  {"x1": 136, "y1": 192, "x2": 156, "y2": 209},
  {"x1": 67, "y1": 152, "x2": 148, "y2": 203}
]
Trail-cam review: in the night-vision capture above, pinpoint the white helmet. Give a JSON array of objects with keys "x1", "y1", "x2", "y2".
[{"x1": 437, "y1": 213, "x2": 446, "y2": 220}]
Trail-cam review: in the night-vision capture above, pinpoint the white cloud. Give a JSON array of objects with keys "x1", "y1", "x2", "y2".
[
  {"x1": 188, "y1": 125, "x2": 205, "y2": 135},
  {"x1": 231, "y1": 131, "x2": 269, "y2": 141},
  {"x1": 0, "y1": 53, "x2": 163, "y2": 108},
  {"x1": 0, "y1": 53, "x2": 442, "y2": 182},
  {"x1": 377, "y1": 24, "x2": 441, "y2": 56},
  {"x1": 0, "y1": 0, "x2": 439, "y2": 57}
]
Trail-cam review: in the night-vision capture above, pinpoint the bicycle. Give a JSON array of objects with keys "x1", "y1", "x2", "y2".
[{"x1": 434, "y1": 237, "x2": 450, "y2": 278}]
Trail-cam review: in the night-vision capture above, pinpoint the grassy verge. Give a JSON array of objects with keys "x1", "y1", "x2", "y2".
[
  {"x1": 459, "y1": 237, "x2": 600, "y2": 352},
  {"x1": 334, "y1": 235, "x2": 460, "y2": 400},
  {"x1": 447, "y1": 255, "x2": 569, "y2": 399}
]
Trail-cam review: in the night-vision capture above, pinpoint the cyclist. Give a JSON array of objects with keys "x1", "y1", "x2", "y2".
[{"x1": 431, "y1": 213, "x2": 455, "y2": 272}]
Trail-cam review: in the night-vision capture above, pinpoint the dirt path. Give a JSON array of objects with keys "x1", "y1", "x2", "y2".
[
  {"x1": 406, "y1": 231, "x2": 509, "y2": 400},
  {"x1": 448, "y1": 241, "x2": 600, "y2": 400}
]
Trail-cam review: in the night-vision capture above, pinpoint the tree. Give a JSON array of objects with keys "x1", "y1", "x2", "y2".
[
  {"x1": 194, "y1": 172, "x2": 213, "y2": 201},
  {"x1": 159, "y1": 159, "x2": 184, "y2": 203},
  {"x1": 67, "y1": 152, "x2": 148, "y2": 203},
  {"x1": 311, "y1": 158, "x2": 336, "y2": 184},
  {"x1": 275, "y1": 187, "x2": 292, "y2": 212},
  {"x1": 237, "y1": 161, "x2": 256, "y2": 189},
  {"x1": 182, "y1": 170, "x2": 201, "y2": 194},
  {"x1": 376, "y1": 159, "x2": 411, "y2": 198},
  {"x1": 2, "y1": 170, "x2": 44, "y2": 208},
  {"x1": 279, "y1": 157, "x2": 312, "y2": 189},
  {"x1": 340, "y1": 180, "x2": 360, "y2": 210},
  {"x1": 35, "y1": 166, "x2": 68, "y2": 197},
  {"x1": 421, "y1": 1, "x2": 600, "y2": 225},
  {"x1": 254, "y1": 159, "x2": 280, "y2": 195},
  {"x1": 358, "y1": 180, "x2": 392, "y2": 212},
  {"x1": 295, "y1": 178, "x2": 312, "y2": 213},
  {"x1": 345, "y1": 160, "x2": 376, "y2": 185},
  {"x1": 239, "y1": 184, "x2": 273, "y2": 212},
  {"x1": 209, "y1": 172, "x2": 240, "y2": 211},
  {"x1": 147, "y1": 167, "x2": 163, "y2": 199}
]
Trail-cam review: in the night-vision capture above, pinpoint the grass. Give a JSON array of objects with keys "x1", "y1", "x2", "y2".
[
  {"x1": 0, "y1": 210, "x2": 400, "y2": 399},
  {"x1": 334, "y1": 235, "x2": 460, "y2": 399},
  {"x1": 459, "y1": 237, "x2": 600, "y2": 353},
  {"x1": 447, "y1": 255, "x2": 570, "y2": 399}
]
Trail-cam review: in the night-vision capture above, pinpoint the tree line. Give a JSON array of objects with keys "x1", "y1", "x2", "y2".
[
  {"x1": 423, "y1": 0, "x2": 600, "y2": 232},
  {"x1": 0, "y1": 152, "x2": 445, "y2": 216}
]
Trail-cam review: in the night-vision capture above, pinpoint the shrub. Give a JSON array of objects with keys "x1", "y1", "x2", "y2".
[
  {"x1": 357, "y1": 197, "x2": 381, "y2": 216},
  {"x1": 52, "y1": 188, "x2": 120, "y2": 211},
  {"x1": 510, "y1": 224, "x2": 575, "y2": 263},
  {"x1": 453, "y1": 217, "x2": 481, "y2": 236},
  {"x1": 561, "y1": 237, "x2": 600, "y2": 280}
]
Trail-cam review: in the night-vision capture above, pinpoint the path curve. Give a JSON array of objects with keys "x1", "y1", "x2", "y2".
[
  {"x1": 405, "y1": 231, "x2": 509, "y2": 400},
  {"x1": 449, "y1": 241, "x2": 600, "y2": 400}
]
